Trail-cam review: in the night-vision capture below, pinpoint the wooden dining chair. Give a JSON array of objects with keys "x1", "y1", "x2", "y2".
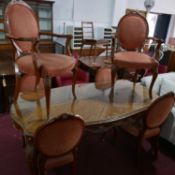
[
  {"x1": 119, "y1": 92, "x2": 175, "y2": 162},
  {"x1": 29, "y1": 113, "x2": 85, "y2": 175},
  {"x1": 80, "y1": 21, "x2": 110, "y2": 57},
  {"x1": 110, "y1": 11, "x2": 163, "y2": 100},
  {"x1": 4, "y1": 0, "x2": 77, "y2": 118}
]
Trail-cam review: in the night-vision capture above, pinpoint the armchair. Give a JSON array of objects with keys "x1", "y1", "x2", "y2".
[
  {"x1": 110, "y1": 12, "x2": 163, "y2": 100},
  {"x1": 5, "y1": 0, "x2": 77, "y2": 118}
]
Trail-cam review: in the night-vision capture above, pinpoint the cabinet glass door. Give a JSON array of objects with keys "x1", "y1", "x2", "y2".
[{"x1": 38, "y1": 4, "x2": 52, "y2": 40}]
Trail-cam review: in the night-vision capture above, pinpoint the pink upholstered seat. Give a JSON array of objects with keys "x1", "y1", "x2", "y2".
[
  {"x1": 114, "y1": 52, "x2": 158, "y2": 69},
  {"x1": 5, "y1": 0, "x2": 76, "y2": 118},
  {"x1": 110, "y1": 12, "x2": 162, "y2": 100},
  {"x1": 17, "y1": 53, "x2": 75, "y2": 76}
]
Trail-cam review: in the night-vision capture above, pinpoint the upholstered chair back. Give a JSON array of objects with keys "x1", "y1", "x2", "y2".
[
  {"x1": 117, "y1": 12, "x2": 149, "y2": 51},
  {"x1": 34, "y1": 114, "x2": 85, "y2": 157},
  {"x1": 145, "y1": 92, "x2": 175, "y2": 129},
  {"x1": 5, "y1": 0, "x2": 39, "y2": 53}
]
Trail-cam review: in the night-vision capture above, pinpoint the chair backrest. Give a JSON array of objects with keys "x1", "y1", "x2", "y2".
[
  {"x1": 145, "y1": 92, "x2": 175, "y2": 129},
  {"x1": 81, "y1": 21, "x2": 94, "y2": 40},
  {"x1": 116, "y1": 11, "x2": 149, "y2": 51},
  {"x1": 34, "y1": 113, "x2": 85, "y2": 157},
  {"x1": 5, "y1": 0, "x2": 39, "y2": 53}
]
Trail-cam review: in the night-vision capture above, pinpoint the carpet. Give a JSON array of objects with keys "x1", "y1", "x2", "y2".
[{"x1": 0, "y1": 113, "x2": 175, "y2": 175}]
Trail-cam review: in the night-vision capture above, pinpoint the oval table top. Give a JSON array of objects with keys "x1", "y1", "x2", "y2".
[{"x1": 10, "y1": 80, "x2": 157, "y2": 136}]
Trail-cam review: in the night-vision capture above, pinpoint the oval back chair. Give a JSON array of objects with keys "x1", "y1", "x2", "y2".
[
  {"x1": 5, "y1": 0, "x2": 76, "y2": 118},
  {"x1": 120, "y1": 92, "x2": 175, "y2": 162},
  {"x1": 110, "y1": 12, "x2": 163, "y2": 100},
  {"x1": 34, "y1": 113, "x2": 85, "y2": 175}
]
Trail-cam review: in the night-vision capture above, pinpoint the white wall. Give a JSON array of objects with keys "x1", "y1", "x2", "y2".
[
  {"x1": 127, "y1": 0, "x2": 175, "y2": 15},
  {"x1": 126, "y1": 0, "x2": 175, "y2": 40},
  {"x1": 112, "y1": 0, "x2": 127, "y2": 26},
  {"x1": 53, "y1": 0, "x2": 175, "y2": 36},
  {"x1": 53, "y1": 0, "x2": 116, "y2": 33}
]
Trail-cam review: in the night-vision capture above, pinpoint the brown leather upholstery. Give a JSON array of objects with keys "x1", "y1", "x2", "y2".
[
  {"x1": 33, "y1": 113, "x2": 85, "y2": 175},
  {"x1": 120, "y1": 92, "x2": 175, "y2": 161},
  {"x1": 5, "y1": 0, "x2": 76, "y2": 118},
  {"x1": 111, "y1": 12, "x2": 162, "y2": 100}
]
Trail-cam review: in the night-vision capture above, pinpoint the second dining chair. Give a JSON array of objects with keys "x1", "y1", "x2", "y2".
[
  {"x1": 5, "y1": 0, "x2": 77, "y2": 118},
  {"x1": 110, "y1": 11, "x2": 163, "y2": 100},
  {"x1": 119, "y1": 92, "x2": 175, "y2": 163},
  {"x1": 28, "y1": 113, "x2": 85, "y2": 175}
]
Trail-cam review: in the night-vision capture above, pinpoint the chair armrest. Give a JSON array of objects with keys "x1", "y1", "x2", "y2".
[
  {"x1": 144, "y1": 37, "x2": 164, "y2": 61},
  {"x1": 111, "y1": 35, "x2": 118, "y2": 63},
  {"x1": 6, "y1": 33, "x2": 39, "y2": 42},
  {"x1": 6, "y1": 33, "x2": 40, "y2": 53},
  {"x1": 39, "y1": 32, "x2": 72, "y2": 56}
]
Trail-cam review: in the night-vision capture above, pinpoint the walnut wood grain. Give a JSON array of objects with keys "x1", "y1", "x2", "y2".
[{"x1": 10, "y1": 80, "x2": 157, "y2": 136}]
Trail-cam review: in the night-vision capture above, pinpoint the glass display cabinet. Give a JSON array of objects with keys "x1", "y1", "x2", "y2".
[{"x1": 0, "y1": 0, "x2": 55, "y2": 59}]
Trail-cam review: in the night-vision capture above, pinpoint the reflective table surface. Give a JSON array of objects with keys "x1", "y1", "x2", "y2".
[{"x1": 10, "y1": 80, "x2": 157, "y2": 136}]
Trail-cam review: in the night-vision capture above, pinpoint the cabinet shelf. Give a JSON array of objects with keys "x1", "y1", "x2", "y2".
[{"x1": 0, "y1": 0, "x2": 55, "y2": 61}]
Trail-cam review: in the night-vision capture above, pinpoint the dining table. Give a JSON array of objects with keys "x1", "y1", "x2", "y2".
[{"x1": 10, "y1": 80, "x2": 157, "y2": 136}]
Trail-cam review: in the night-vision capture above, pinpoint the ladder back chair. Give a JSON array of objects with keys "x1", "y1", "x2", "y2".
[{"x1": 80, "y1": 21, "x2": 110, "y2": 57}]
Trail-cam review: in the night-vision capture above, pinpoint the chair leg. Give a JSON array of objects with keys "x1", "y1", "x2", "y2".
[
  {"x1": 136, "y1": 138, "x2": 143, "y2": 166},
  {"x1": 149, "y1": 135, "x2": 159, "y2": 160},
  {"x1": 106, "y1": 45, "x2": 109, "y2": 59},
  {"x1": 109, "y1": 65, "x2": 117, "y2": 102},
  {"x1": 71, "y1": 161, "x2": 76, "y2": 175},
  {"x1": 80, "y1": 44, "x2": 84, "y2": 57},
  {"x1": 37, "y1": 156, "x2": 46, "y2": 175},
  {"x1": 71, "y1": 151, "x2": 78, "y2": 175},
  {"x1": 132, "y1": 70, "x2": 139, "y2": 84},
  {"x1": 43, "y1": 75, "x2": 51, "y2": 119},
  {"x1": 89, "y1": 44, "x2": 94, "y2": 56},
  {"x1": 13, "y1": 74, "x2": 22, "y2": 102},
  {"x1": 149, "y1": 68, "x2": 158, "y2": 99},
  {"x1": 93, "y1": 44, "x2": 97, "y2": 56},
  {"x1": 72, "y1": 62, "x2": 78, "y2": 99},
  {"x1": 153, "y1": 135, "x2": 159, "y2": 159},
  {"x1": 34, "y1": 74, "x2": 41, "y2": 92}
]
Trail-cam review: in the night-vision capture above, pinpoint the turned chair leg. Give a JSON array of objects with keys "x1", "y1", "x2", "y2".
[
  {"x1": 149, "y1": 135, "x2": 159, "y2": 160},
  {"x1": 43, "y1": 75, "x2": 51, "y2": 119},
  {"x1": 80, "y1": 43, "x2": 84, "y2": 57},
  {"x1": 110, "y1": 65, "x2": 117, "y2": 102},
  {"x1": 89, "y1": 44, "x2": 94, "y2": 56},
  {"x1": 149, "y1": 68, "x2": 158, "y2": 99},
  {"x1": 136, "y1": 137, "x2": 143, "y2": 166},
  {"x1": 13, "y1": 74, "x2": 22, "y2": 102},
  {"x1": 72, "y1": 62, "x2": 78, "y2": 99}
]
